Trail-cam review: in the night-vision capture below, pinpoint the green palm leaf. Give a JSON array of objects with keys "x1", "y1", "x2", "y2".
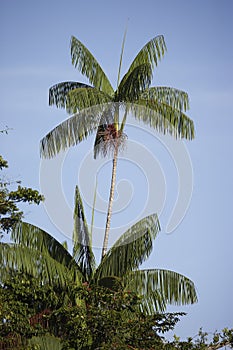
[
  {"x1": 40, "y1": 106, "x2": 103, "y2": 158},
  {"x1": 49, "y1": 81, "x2": 92, "y2": 110},
  {"x1": 95, "y1": 214, "x2": 160, "y2": 280},
  {"x1": 67, "y1": 87, "x2": 112, "y2": 113},
  {"x1": 73, "y1": 185, "x2": 96, "y2": 280},
  {"x1": 70, "y1": 35, "x2": 114, "y2": 95},
  {"x1": 141, "y1": 87, "x2": 190, "y2": 112},
  {"x1": 117, "y1": 64, "x2": 152, "y2": 102},
  {"x1": 126, "y1": 35, "x2": 166, "y2": 77},
  {"x1": 131, "y1": 99, "x2": 195, "y2": 140},
  {"x1": 11, "y1": 222, "x2": 74, "y2": 268},
  {"x1": 126, "y1": 269, "x2": 198, "y2": 313},
  {"x1": 0, "y1": 242, "x2": 80, "y2": 287}
]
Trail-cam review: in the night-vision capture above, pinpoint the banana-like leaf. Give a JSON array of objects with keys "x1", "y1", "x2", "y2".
[
  {"x1": 70, "y1": 36, "x2": 114, "y2": 96},
  {"x1": 40, "y1": 105, "x2": 104, "y2": 158},
  {"x1": 0, "y1": 242, "x2": 81, "y2": 287},
  {"x1": 117, "y1": 64, "x2": 152, "y2": 102},
  {"x1": 126, "y1": 35, "x2": 166, "y2": 78},
  {"x1": 131, "y1": 99, "x2": 195, "y2": 140},
  {"x1": 49, "y1": 81, "x2": 92, "y2": 110},
  {"x1": 67, "y1": 87, "x2": 112, "y2": 113},
  {"x1": 125, "y1": 269, "x2": 198, "y2": 314},
  {"x1": 141, "y1": 87, "x2": 190, "y2": 112},
  {"x1": 95, "y1": 214, "x2": 160, "y2": 280},
  {"x1": 73, "y1": 185, "x2": 96, "y2": 280},
  {"x1": 11, "y1": 222, "x2": 74, "y2": 268}
]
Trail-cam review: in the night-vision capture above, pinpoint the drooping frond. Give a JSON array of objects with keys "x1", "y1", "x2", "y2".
[
  {"x1": 11, "y1": 222, "x2": 74, "y2": 268},
  {"x1": 131, "y1": 99, "x2": 195, "y2": 140},
  {"x1": 49, "y1": 81, "x2": 92, "y2": 110},
  {"x1": 117, "y1": 64, "x2": 152, "y2": 102},
  {"x1": 70, "y1": 35, "x2": 114, "y2": 95},
  {"x1": 67, "y1": 87, "x2": 112, "y2": 114},
  {"x1": 127, "y1": 35, "x2": 166, "y2": 76},
  {"x1": 125, "y1": 269, "x2": 198, "y2": 314},
  {"x1": 0, "y1": 242, "x2": 81, "y2": 287},
  {"x1": 40, "y1": 105, "x2": 103, "y2": 158},
  {"x1": 141, "y1": 87, "x2": 190, "y2": 112},
  {"x1": 73, "y1": 185, "x2": 96, "y2": 280},
  {"x1": 95, "y1": 214, "x2": 160, "y2": 280}
]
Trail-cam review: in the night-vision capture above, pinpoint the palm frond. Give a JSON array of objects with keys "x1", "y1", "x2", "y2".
[
  {"x1": 73, "y1": 185, "x2": 96, "y2": 280},
  {"x1": 0, "y1": 242, "x2": 81, "y2": 287},
  {"x1": 127, "y1": 35, "x2": 166, "y2": 75},
  {"x1": 131, "y1": 99, "x2": 195, "y2": 140},
  {"x1": 70, "y1": 35, "x2": 114, "y2": 95},
  {"x1": 40, "y1": 105, "x2": 103, "y2": 158},
  {"x1": 117, "y1": 64, "x2": 152, "y2": 102},
  {"x1": 125, "y1": 269, "x2": 198, "y2": 314},
  {"x1": 49, "y1": 81, "x2": 92, "y2": 110},
  {"x1": 95, "y1": 214, "x2": 160, "y2": 280},
  {"x1": 141, "y1": 87, "x2": 190, "y2": 112},
  {"x1": 67, "y1": 87, "x2": 112, "y2": 114},
  {"x1": 11, "y1": 222, "x2": 74, "y2": 268}
]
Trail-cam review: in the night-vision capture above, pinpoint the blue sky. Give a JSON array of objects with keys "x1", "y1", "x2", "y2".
[{"x1": 1, "y1": 0, "x2": 233, "y2": 340}]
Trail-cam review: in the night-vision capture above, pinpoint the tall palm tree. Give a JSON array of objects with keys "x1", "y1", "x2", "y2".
[
  {"x1": 0, "y1": 185, "x2": 197, "y2": 314},
  {"x1": 40, "y1": 34, "x2": 194, "y2": 260}
]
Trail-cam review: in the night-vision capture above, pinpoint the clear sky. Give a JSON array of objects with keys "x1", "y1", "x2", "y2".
[{"x1": 1, "y1": 0, "x2": 233, "y2": 340}]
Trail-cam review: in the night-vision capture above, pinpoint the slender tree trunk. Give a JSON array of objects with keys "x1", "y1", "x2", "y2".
[{"x1": 101, "y1": 140, "x2": 119, "y2": 260}]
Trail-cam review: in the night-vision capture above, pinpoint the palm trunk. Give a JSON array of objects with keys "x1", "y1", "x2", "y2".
[{"x1": 101, "y1": 140, "x2": 119, "y2": 260}]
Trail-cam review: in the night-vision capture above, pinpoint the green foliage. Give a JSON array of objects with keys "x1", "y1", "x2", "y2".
[
  {"x1": 40, "y1": 34, "x2": 195, "y2": 159},
  {"x1": 0, "y1": 156, "x2": 44, "y2": 234},
  {"x1": 48, "y1": 283, "x2": 184, "y2": 350},
  {"x1": 0, "y1": 272, "x2": 232, "y2": 349},
  {"x1": 0, "y1": 272, "x2": 60, "y2": 343}
]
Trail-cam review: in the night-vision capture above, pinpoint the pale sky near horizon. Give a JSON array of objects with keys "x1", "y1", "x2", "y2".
[{"x1": 1, "y1": 0, "x2": 233, "y2": 340}]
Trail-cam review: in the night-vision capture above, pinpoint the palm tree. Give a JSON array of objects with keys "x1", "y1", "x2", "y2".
[
  {"x1": 0, "y1": 185, "x2": 197, "y2": 314},
  {"x1": 40, "y1": 34, "x2": 194, "y2": 259}
]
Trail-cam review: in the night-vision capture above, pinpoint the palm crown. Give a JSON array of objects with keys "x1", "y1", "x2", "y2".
[{"x1": 41, "y1": 35, "x2": 194, "y2": 158}]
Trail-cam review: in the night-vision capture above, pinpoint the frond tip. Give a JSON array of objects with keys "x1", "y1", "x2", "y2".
[
  {"x1": 70, "y1": 36, "x2": 114, "y2": 95},
  {"x1": 126, "y1": 269, "x2": 198, "y2": 313}
]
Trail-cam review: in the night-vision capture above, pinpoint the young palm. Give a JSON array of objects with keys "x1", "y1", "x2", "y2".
[
  {"x1": 0, "y1": 186, "x2": 197, "y2": 314},
  {"x1": 40, "y1": 34, "x2": 194, "y2": 259}
]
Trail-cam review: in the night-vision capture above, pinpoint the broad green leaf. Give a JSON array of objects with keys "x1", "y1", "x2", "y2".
[
  {"x1": 126, "y1": 269, "x2": 198, "y2": 313},
  {"x1": 117, "y1": 64, "x2": 152, "y2": 102},
  {"x1": 40, "y1": 106, "x2": 103, "y2": 158},
  {"x1": 131, "y1": 99, "x2": 195, "y2": 140},
  {"x1": 95, "y1": 214, "x2": 160, "y2": 280},
  {"x1": 0, "y1": 242, "x2": 81, "y2": 287},
  {"x1": 11, "y1": 222, "x2": 74, "y2": 268},
  {"x1": 67, "y1": 87, "x2": 112, "y2": 113},
  {"x1": 71, "y1": 36, "x2": 114, "y2": 95},
  {"x1": 73, "y1": 185, "x2": 96, "y2": 280},
  {"x1": 141, "y1": 87, "x2": 190, "y2": 112},
  {"x1": 49, "y1": 81, "x2": 92, "y2": 110},
  {"x1": 126, "y1": 35, "x2": 166, "y2": 76}
]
